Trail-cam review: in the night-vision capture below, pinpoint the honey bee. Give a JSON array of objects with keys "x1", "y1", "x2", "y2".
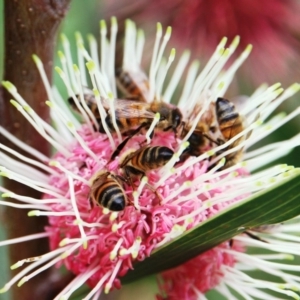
[
  {"x1": 120, "y1": 145, "x2": 174, "y2": 182},
  {"x1": 115, "y1": 68, "x2": 150, "y2": 103},
  {"x1": 213, "y1": 97, "x2": 246, "y2": 169},
  {"x1": 89, "y1": 171, "x2": 127, "y2": 211},
  {"x1": 68, "y1": 93, "x2": 182, "y2": 136},
  {"x1": 180, "y1": 98, "x2": 246, "y2": 169},
  {"x1": 179, "y1": 102, "x2": 218, "y2": 162}
]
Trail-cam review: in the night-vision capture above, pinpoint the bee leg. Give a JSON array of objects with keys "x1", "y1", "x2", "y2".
[
  {"x1": 140, "y1": 129, "x2": 155, "y2": 146},
  {"x1": 176, "y1": 147, "x2": 191, "y2": 165},
  {"x1": 144, "y1": 183, "x2": 163, "y2": 205},
  {"x1": 89, "y1": 197, "x2": 95, "y2": 210},
  {"x1": 110, "y1": 123, "x2": 148, "y2": 161},
  {"x1": 202, "y1": 134, "x2": 221, "y2": 146},
  {"x1": 244, "y1": 230, "x2": 268, "y2": 243}
]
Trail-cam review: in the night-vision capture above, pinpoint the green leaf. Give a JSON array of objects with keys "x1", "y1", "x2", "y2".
[{"x1": 122, "y1": 168, "x2": 300, "y2": 284}]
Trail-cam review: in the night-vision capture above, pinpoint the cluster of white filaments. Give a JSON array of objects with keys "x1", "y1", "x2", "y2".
[{"x1": 1, "y1": 17, "x2": 300, "y2": 300}]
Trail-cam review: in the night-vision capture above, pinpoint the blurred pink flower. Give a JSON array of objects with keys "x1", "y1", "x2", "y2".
[{"x1": 103, "y1": 0, "x2": 300, "y2": 86}]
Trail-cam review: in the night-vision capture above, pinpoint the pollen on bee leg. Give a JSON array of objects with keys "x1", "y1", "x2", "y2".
[{"x1": 145, "y1": 112, "x2": 160, "y2": 144}]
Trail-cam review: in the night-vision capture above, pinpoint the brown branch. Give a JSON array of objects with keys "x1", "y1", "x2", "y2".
[{"x1": 0, "y1": 1, "x2": 72, "y2": 299}]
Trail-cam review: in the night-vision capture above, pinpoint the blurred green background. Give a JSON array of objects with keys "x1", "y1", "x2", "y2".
[{"x1": 0, "y1": 0, "x2": 299, "y2": 299}]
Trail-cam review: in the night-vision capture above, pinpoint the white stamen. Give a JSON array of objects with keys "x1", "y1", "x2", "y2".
[
  {"x1": 27, "y1": 210, "x2": 75, "y2": 217},
  {"x1": 186, "y1": 37, "x2": 227, "y2": 110},
  {"x1": 245, "y1": 134, "x2": 300, "y2": 171},
  {"x1": 104, "y1": 259, "x2": 123, "y2": 294},
  {"x1": 17, "y1": 243, "x2": 81, "y2": 288},
  {"x1": 0, "y1": 126, "x2": 49, "y2": 162},
  {"x1": 133, "y1": 176, "x2": 148, "y2": 210},
  {"x1": 163, "y1": 50, "x2": 190, "y2": 103},
  {"x1": 162, "y1": 181, "x2": 192, "y2": 204},
  {"x1": 82, "y1": 271, "x2": 111, "y2": 300},
  {"x1": 248, "y1": 108, "x2": 300, "y2": 148},
  {"x1": 75, "y1": 32, "x2": 88, "y2": 86},
  {"x1": 156, "y1": 141, "x2": 189, "y2": 187},
  {"x1": 0, "y1": 246, "x2": 68, "y2": 293},
  {"x1": 110, "y1": 238, "x2": 124, "y2": 260},
  {"x1": 260, "y1": 83, "x2": 300, "y2": 121},
  {"x1": 52, "y1": 87, "x2": 80, "y2": 140},
  {"x1": 0, "y1": 166, "x2": 62, "y2": 194},
  {"x1": 88, "y1": 34, "x2": 101, "y2": 82},
  {"x1": 59, "y1": 235, "x2": 99, "y2": 247},
  {"x1": 123, "y1": 19, "x2": 134, "y2": 69},
  {"x1": 0, "y1": 232, "x2": 50, "y2": 247},
  {"x1": 7, "y1": 98, "x2": 71, "y2": 156},
  {"x1": 78, "y1": 44, "x2": 110, "y2": 96},
  {"x1": 58, "y1": 263, "x2": 101, "y2": 300},
  {"x1": 0, "y1": 143, "x2": 58, "y2": 175},
  {"x1": 46, "y1": 100, "x2": 101, "y2": 163},
  {"x1": 145, "y1": 113, "x2": 160, "y2": 144},
  {"x1": 68, "y1": 175, "x2": 87, "y2": 249},
  {"x1": 156, "y1": 48, "x2": 176, "y2": 99},
  {"x1": 149, "y1": 23, "x2": 163, "y2": 101},
  {"x1": 109, "y1": 17, "x2": 118, "y2": 96},
  {"x1": 177, "y1": 60, "x2": 200, "y2": 109},
  {"x1": 216, "y1": 43, "x2": 252, "y2": 97},
  {"x1": 69, "y1": 65, "x2": 95, "y2": 134},
  {"x1": 0, "y1": 200, "x2": 48, "y2": 210},
  {"x1": 60, "y1": 34, "x2": 77, "y2": 90},
  {"x1": 0, "y1": 188, "x2": 69, "y2": 205},
  {"x1": 136, "y1": 28, "x2": 145, "y2": 65},
  {"x1": 49, "y1": 160, "x2": 89, "y2": 185},
  {"x1": 119, "y1": 237, "x2": 142, "y2": 259},
  {"x1": 100, "y1": 20, "x2": 108, "y2": 78},
  {"x1": 1, "y1": 152, "x2": 49, "y2": 182},
  {"x1": 107, "y1": 93, "x2": 122, "y2": 143}
]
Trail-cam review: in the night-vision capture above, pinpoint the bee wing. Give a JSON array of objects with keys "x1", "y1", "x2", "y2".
[{"x1": 108, "y1": 99, "x2": 155, "y2": 119}]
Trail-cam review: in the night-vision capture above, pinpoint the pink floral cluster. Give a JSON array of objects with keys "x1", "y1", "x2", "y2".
[{"x1": 44, "y1": 124, "x2": 246, "y2": 296}]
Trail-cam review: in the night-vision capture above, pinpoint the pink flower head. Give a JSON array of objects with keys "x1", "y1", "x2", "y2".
[
  {"x1": 104, "y1": 0, "x2": 300, "y2": 85},
  {"x1": 1, "y1": 18, "x2": 300, "y2": 300}
]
